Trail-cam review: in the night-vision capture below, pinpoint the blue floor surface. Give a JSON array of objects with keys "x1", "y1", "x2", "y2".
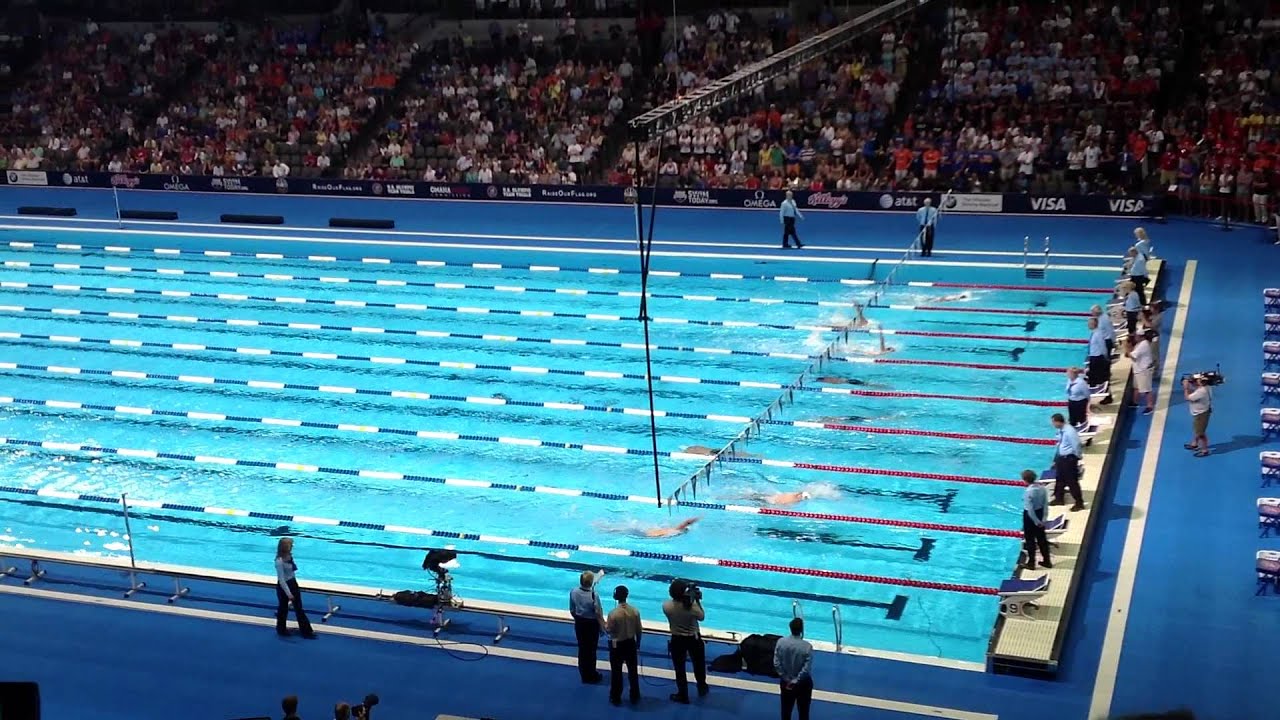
[{"x1": 0, "y1": 187, "x2": 1277, "y2": 720}]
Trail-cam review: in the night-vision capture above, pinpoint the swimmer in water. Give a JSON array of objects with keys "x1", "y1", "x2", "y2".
[
  {"x1": 843, "y1": 330, "x2": 896, "y2": 356},
  {"x1": 932, "y1": 292, "x2": 971, "y2": 303},
  {"x1": 838, "y1": 301, "x2": 870, "y2": 330},
  {"x1": 491, "y1": 392, "x2": 509, "y2": 400},
  {"x1": 681, "y1": 445, "x2": 760, "y2": 459},
  {"x1": 643, "y1": 517, "x2": 701, "y2": 538},
  {"x1": 747, "y1": 490, "x2": 811, "y2": 506}
]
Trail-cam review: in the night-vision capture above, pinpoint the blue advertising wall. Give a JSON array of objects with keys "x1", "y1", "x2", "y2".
[{"x1": 2, "y1": 170, "x2": 1161, "y2": 218}]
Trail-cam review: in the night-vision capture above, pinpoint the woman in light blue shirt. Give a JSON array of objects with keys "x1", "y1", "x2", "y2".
[{"x1": 1122, "y1": 281, "x2": 1142, "y2": 338}]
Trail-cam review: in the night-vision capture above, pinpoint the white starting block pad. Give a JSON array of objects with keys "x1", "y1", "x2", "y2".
[
  {"x1": 1260, "y1": 499, "x2": 1280, "y2": 537},
  {"x1": 1264, "y1": 373, "x2": 1280, "y2": 403},
  {"x1": 1268, "y1": 314, "x2": 1280, "y2": 337},
  {"x1": 1266, "y1": 288, "x2": 1280, "y2": 311},
  {"x1": 1258, "y1": 551, "x2": 1280, "y2": 596},
  {"x1": 1265, "y1": 408, "x2": 1280, "y2": 440},
  {"x1": 1267, "y1": 342, "x2": 1280, "y2": 367},
  {"x1": 999, "y1": 574, "x2": 1051, "y2": 618},
  {"x1": 1263, "y1": 452, "x2": 1280, "y2": 486},
  {"x1": 1090, "y1": 381, "x2": 1111, "y2": 401}
]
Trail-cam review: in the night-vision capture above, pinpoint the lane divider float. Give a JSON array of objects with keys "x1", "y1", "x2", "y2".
[
  {"x1": 0, "y1": 280, "x2": 836, "y2": 333},
  {"x1": 0, "y1": 305, "x2": 1071, "y2": 374},
  {"x1": 2, "y1": 240, "x2": 1112, "y2": 294},
  {"x1": 0, "y1": 328, "x2": 1069, "y2": 380},
  {"x1": 0, "y1": 478, "x2": 1001, "y2": 594}
]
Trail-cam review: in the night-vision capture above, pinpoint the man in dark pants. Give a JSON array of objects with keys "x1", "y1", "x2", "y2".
[
  {"x1": 1050, "y1": 413, "x2": 1086, "y2": 511},
  {"x1": 1085, "y1": 317, "x2": 1113, "y2": 404},
  {"x1": 916, "y1": 198, "x2": 939, "y2": 257},
  {"x1": 568, "y1": 569, "x2": 605, "y2": 683},
  {"x1": 605, "y1": 585, "x2": 642, "y2": 705},
  {"x1": 774, "y1": 617, "x2": 814, "y2": 720},
  {"x1": 1020, "y1": 469, "x2": 1052, "y2": 569},
  {"x1": 1065, "y1": 367, "x2": 1090, "y2": 427},
  {"x1": 662, "y1": 580, "x2": 708, "y2": 703},
  {"x1": 779, "y1": 190, "x2": 804, "y2": 249}
]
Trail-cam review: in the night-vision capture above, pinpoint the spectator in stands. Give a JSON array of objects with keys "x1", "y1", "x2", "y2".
[
  {"x1": 569, "y1": 569, "x2": 605, "y2": 684},
  {"x1": 774, "y1": 617, "x2": 814, "y2": 720},
  {"x1": 282, "y1": 695, "x2": 301, "y2": 720},
  {"x1": 274, "y1": 537, "x2": 317, "y2": 639},
  {"x1": 1020, "y1": 468, "x2": 1052, "y2": 570}
]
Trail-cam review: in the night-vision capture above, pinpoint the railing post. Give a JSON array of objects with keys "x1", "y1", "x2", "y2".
[
  {"x1": 119, "y1": 493, "x2": 146, "y2": 598},
  {"x1": 792, "y1": 600, "x2": 803, "y2": 619},
  {"x1": 831, "y1": 605, "x2": 843, "y2": 651}
]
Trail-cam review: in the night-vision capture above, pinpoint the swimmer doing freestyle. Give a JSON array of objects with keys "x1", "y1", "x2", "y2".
[{"x1": 596, "y1": 517, "x2": 702, "y2": 538}]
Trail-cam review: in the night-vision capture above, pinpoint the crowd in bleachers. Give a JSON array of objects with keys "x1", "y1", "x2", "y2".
[
  {"x1": 606, "y1": 8, "x2": 917, "y2": 190},
  {"x1": 891, "y1": 1, "x2": 1181, "y2": 196},
  {"x1": 346, "y1": 28, "x2": 633, "y2": 184},
  {"x1": 0, "y1": 20, "x2": 216, "y2": 174}
]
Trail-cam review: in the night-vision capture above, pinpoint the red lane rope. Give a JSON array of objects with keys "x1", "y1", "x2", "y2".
[
  {"x1": 716, "y1": 559, "x2": 999, "y2": 595},
  {"x1": 873, "y1": 358, "x2": 1066, "y2": 374},
  {"x1": 758, "y1": 507, "x2": 1022, "y2": 538},
  {"x1": 780, "y1": 461, "x2": 1023, "y2": 487},
  {"x1": 818, "y1": 423, "x2": 1055, "y2": 446},
  {"x1": 931, "y1": 282, "x2": 1113, "y2": 294},
  {"x1": 913, "y1": 305, "x2": 1092, "y2": 318},
  {"x1": 892, "y1": 329, "x2": 1087, "y2": 345},
  {"x1": 828, "y1": 388, "x2": 1064, "y2": 407}
]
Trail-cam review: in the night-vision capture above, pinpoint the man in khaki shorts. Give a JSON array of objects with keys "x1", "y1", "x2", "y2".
[
  {"x1": 1127, "y1": 330, "x2": 1156, "y2": 415},
  {"x1": 1183, "y1": 374, "x2": 1213, "y2": 457}
]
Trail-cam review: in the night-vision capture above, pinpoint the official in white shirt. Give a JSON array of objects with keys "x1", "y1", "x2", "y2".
[
  {"x1": 1127, "y1": 330, "x2": 1155, "y2": 414},
  {"x1": 916, "y1": 198, "x2": 939, "y2": 257},
  {"x1": 779, "y1": 190, "x2": 805, "y2": 249}
]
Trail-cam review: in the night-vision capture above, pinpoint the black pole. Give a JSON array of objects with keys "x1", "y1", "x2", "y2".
[{"x1": 633, "y1": 139, "x2": 664, "y2": 507}]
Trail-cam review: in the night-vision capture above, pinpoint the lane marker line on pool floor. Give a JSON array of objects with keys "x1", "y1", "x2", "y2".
[
  {"x1": 0, "y1": 582, "x2": 997, "y2": 715},
  {"x1": 2, "y1": 258, "x2": 1098, "y2": 319},
  {"x1": 0, "y1": 415, "x2": 1020, "y2": 538},
  {"x1": 0, "y1": 279, "x2": 1092, "y2": 343},
  {"x1": 0, "y1": 476, "x2": 1003, "y2": 594},
  {"x1": 1, "y1": 394, "x2": 1049, "y2": 485},
  {"x1": 0, "y1": 362, "x2": 1066, "y2": 431},
  {"x1": 0, "y1": 307, "x2": 1072, "y2": 375},
  {"x1": 0, "y1": 238, "x2": 1117, "y2": 293}
]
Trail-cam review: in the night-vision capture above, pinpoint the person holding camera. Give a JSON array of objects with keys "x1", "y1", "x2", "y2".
[
  {"x1": 569, "y1": 569, "x2": 606, "y2": 684},
  {"x1": 1183, "y1": 375, "x2": 1213, "y2": 457},
  {"x1": 1050, "y1": 413, "x2": 1086, "y2": 511},
  {"x1": 662, "y1": 580, "x2": 709, "y2": 703},
  {"x1": 605, "y1": 585, "x2": 642, "y2": 706},
  {"x1": 774, "y1": 617, "x2": 814, "y2": 720}
]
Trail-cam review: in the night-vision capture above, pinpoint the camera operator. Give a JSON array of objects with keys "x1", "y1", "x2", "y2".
[
  {"x1": 1183, "y1": 374, "x2": 1214, "y2": 457},
  {"x1": 662, "y1": 580, "x2": 709, "y2": 703}
]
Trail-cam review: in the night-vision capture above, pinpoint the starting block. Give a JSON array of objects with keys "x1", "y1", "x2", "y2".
[
  {"x1": 1044, "y1": 514, "x2": 1069, "y2": 542},
  {"x1": 1264, "y1": 373, "x2": 1280, "y2": 404},
  {"x1": 1258, "y1": 551, "x2": 1280, "y2": 596},
  {"x1": 1267, "y1": 342, "x2": 1280, "y2": 368},
  {"x1": 1266, "y1": 288, "x2": 1280, "y2": 312},
  {"x1": 1268, "y1": 314, "x2": 1280, "y2": 338},
  {"x1": 999, "y1": 574, "x2": 1050, "y2": 618},
  {"x1": 1263, "y1": 452, "x2": 1280, "y2": 487},
  {"x1": 1090, "y1": 381, "x2": 1111, "y2": 401},
  {"x1": 1265, "y1": 408, "x2": 1280, "y2": 440},
  {"x1": 1260, "y1": 499, "x2": 1280, "y2": 537}
]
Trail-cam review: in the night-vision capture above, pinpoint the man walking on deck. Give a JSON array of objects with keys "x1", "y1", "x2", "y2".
[
  {"x1": 916, "y1": 198, "x2": 939, "y2": 256},
  {"x1": 779, "y1": 190, "x2": 804, "y2": 249}
]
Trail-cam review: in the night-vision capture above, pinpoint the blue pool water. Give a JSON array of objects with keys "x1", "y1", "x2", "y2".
[{"x1": 0, "y1": 227, "x2": 1120, "y2": 663}]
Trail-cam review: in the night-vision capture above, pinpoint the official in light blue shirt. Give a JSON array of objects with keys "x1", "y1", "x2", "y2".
[
  {"x1": 1067, "y1": 372, "x2": 1091, "y2": 401},
  {"x1": 1066, "y1": 366, "x2": 1091, "y2": 428},
  {"x1": 1123, "y1": 284, "x2": 1142, "y2": 337},
  {"x1": 915, "y1": 198, "x2": 939, "y2": 257},
  {"x1": 1020, "y1": 468, "x2": 1052, "y2": 568},
  {"x1": 1055, "y1": 420, "x2": 1082, "y2": 458},
  {"x1": 779, "y1": 190, "x2": 804, "y2": 249},
  {"x1": 774, "y1": 617, "x2": 814, "y2": 718},
  {"x1": 1088, "y1": 323, "x2": 1108, "y2": 358}
]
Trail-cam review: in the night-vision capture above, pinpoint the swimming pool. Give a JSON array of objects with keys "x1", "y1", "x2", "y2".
[{"x1": 0, "y1": 225, "x2": 1119, "y2": 663}]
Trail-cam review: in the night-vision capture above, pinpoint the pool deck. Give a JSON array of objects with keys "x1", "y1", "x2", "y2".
[{"x1": 0, "y1": 186, "x2": 1277, "y2": 720}]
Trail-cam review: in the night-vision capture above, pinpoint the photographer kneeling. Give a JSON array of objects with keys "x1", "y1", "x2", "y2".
[
  {"x1": 663, "y1": 579, "x2": 709, "y2": 703},
  {"x1": 1183, "y1": 373, "x2": 1216, "y2": 457}
]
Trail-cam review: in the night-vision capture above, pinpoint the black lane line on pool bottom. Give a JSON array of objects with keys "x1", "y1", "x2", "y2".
[
  {"x1": 0, "y1": 495, "x2": 910, "y2": 621},
  {"x1": 757, "y1": 529, "x2": 938, "y2": 563}
]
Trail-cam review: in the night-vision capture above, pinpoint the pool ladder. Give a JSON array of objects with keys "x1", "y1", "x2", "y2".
[
  {"x1": 791, "y1": 601, "x2": 844, "y2": 652},
  {"x1": 1024, "y1": 236, "x2": 1050, "y2": 279}
]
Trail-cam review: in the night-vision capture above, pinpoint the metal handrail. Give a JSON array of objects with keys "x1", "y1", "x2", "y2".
[{"x1": 831, "y1": 605, "x2": 844, "y2": 651}]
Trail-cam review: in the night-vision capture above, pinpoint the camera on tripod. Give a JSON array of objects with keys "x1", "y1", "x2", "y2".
[{"x1": 1182, "y1": 365, "x2": 1225, "y2": 387}]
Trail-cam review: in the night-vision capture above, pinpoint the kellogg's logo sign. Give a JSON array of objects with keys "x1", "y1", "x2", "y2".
[{"x1": 806, "y1": 192, "x2": 849, "y2": 209}]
